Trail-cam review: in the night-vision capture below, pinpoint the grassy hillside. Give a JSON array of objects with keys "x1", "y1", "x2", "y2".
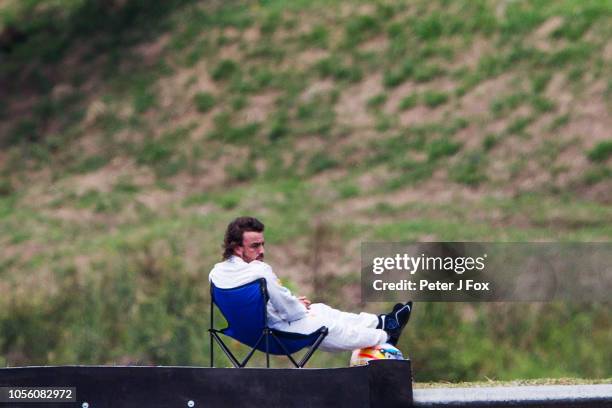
[{"x1": 0, "y1": 0, "x2": 610, "y2": 381}]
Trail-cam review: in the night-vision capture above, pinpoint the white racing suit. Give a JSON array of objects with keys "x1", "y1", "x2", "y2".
[{"x1": 209, "y1": 256, "x2": 388, "y2": 352}]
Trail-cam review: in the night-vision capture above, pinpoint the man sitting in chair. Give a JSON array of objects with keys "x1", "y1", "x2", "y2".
[{"x1": 209, "y1": 216, "x2": 412, "y2": 352}]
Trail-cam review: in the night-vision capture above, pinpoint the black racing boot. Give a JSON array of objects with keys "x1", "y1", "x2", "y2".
[{"x1": 377, "y1": 301, "x2": 412, "y2": 345}]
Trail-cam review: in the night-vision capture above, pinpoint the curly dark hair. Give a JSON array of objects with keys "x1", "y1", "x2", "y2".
[{"x1": 222, "y1": 216, "x2": 265, "y2": 260}]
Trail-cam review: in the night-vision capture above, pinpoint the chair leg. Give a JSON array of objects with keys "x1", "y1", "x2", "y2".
[
  {"x1": 265, "y1": 329, "x2": 270, "y2": 368},
  {"x1": 239, "y1": 332, "x2": 266, "y2": 367},
  {"x1": 209, "y1": 330, "x2": 241, "y2": 368},
  {"x1": 210, "y1": 297, "x2": 214, "y2": 367},
  {"x1": 298, "y1": 330, "x2": 328, "y2": 368},
  {"x1": 210, "y1": 332, "x2": 214, "y2": 368},
  {"x1": 270, "y1": 332, "x2": 300, "y2": 368}
]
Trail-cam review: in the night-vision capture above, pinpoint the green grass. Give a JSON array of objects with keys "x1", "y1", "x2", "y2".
[
  {"x1": 133, "y1": 87, "x2": 157, "y2": 114},
  {"x1": 194, "y1": 92, "x2": 215, "y2": 113},
  {"x1": 506, "y1": 116, "x2": 534, "y2": 136},
  {"x1": 0, "y1": 179, "x2": 13, "y2": 197},
  {"x1": 451, "y1": 151, "x2": 488, "y2": 186},
  {"x1": 1, "y1": 0, "x2": 611, "y2": 379},
  {"x1": 583, "y1": 166, "x2": 611, "y2": 185},
  {"x1": 226, "y1": 160, "x2": 258, "y2": 183},
  {"x1": 8, "y1": 119, "x2": 39, "y2": 145},
  {"x1": 427, "y1": 138, "x2": 462, "y2": 161},
  {"x1": 337, "y1": 182, "x2": 360, "y2": 199},
  {"x1": 307, "y1": 151, "x2": 338, "y2": 174},
  {"x1": 208, "y1": 112, "x2": 260, "y2": 144},
  {"x1": 413, "y1": 63, "x2": 444, "y2": 83},
  {"x1": 423, "y1": 91, "x2": 449, "y2": 108},
  {"x1": 399, "y1": 93, "x2": 419, "y2": 110},
  {"x1": 299, "y1": 25, "x2": 329, "y2": 49},
  {"x1": 587, "y1": 141, "x2": 612, "y2": 162},
  {"x1": 491, "y1": 93, "x2": 527, "y2": 117},
  {"x1": 211, "y1": 59, "x2": 240, "y2": 81},
  {"x1": 315, "y1": 55, "x2": 363, "y2": 83},
  {"x1": 383, "y1": 58, "x2": 414, "y2": 88},
  {"x1": 482, "y1": 133, "x2": 500, "y2": 151},
  {"x1": 69, "y1": 156, "x2": 110, "y2": 174},
  {"x1": 367, "y1": 93, "x2": 387, "y2": 110},
  {"x1": 385, "y1": 160, "x2": 435, "y2": 190},
  {"x1": 344, "y1": 14, "x2": 381, "y2": 47}
]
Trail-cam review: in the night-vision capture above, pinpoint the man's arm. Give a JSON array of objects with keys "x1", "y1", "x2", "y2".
[{"x1": 259, "y1": 263, "x2": 308, "y2": 322}]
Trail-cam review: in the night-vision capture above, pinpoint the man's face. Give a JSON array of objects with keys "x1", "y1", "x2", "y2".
[{"x1": 235, "y1": 231, "x2": 265, "y2": 263}]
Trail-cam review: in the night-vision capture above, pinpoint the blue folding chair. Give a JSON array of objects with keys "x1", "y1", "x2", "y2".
[{"x1": 209, "y1": 278, "x2": 328, "y2": 368}]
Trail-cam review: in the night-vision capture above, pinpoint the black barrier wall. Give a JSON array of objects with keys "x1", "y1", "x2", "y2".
[{"x1": 0, "y1": 360, "x2": 412, "y2": 408}]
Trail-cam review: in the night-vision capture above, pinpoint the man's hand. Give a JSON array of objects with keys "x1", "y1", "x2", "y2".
[{"x1": 298, "y1": 296, "x2": 311, "y2": 309}]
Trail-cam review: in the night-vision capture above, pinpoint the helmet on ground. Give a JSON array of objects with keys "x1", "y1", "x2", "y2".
[{"x1": 350, "y1": 343, "x2": 404, "y2": 366}]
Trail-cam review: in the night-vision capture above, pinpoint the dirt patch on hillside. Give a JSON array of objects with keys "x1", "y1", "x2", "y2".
[
  {"x1": 135, "y1": 188, "x2": 184, "y2": 212},
  {"x1": 458, "y1": 73, "x2": 513, "y2": 118},
  {"x1": 239, "y1": 90, "x2": 280, "y2": 123},
  {"x1": 300, "y1": 79, "x2": 336, "y2": 102},
  {"x1": 158, "y1": 62, "x2": 218, "y2": 112},
  {"x1": 604, "y1": 42, "x2": 612, "y2": 61},
  {"x1": 452, "y1": 37, "x2": 494, "y2": 70},
  {"x1": 531, "y1": 16, "x2": 565, "y2": 52},
  {"x1": 242, "y1": 26, "x2": 260, "y2": 43},
  {"x1": 359, "y1": 35, "x2": 388, "y2": 53},
  {"x1": 333, "y1": 177, "x2": 494, "y2": 221},
  {"x1": 565, "y1": 80, "x2": 612, "y2": 146},
  {"x1": 385, "y1": 81, "x2": 418, "y2": 112},
  {"x1": 545, "y1": 72, "x2": 573, "y2": 112},
  {"x1": 293, "y1": 48, "x2": 330, "y2": 69},
  {"x1": 133, "y1": 33, "x2": 171, "y2": 65},
  {"x1": 336, "y1": 73, "x2": 383, "y2": 128},
  {"x1": 68, "y1": 157, "x2": 155, "y2": 194},
  {"x1": 399, "y1": 105, "x2": 445, "y2": 127}
]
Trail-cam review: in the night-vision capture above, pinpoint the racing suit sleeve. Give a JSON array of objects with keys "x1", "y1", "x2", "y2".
[{"x1": 260, "y1": 264, "x2": 307, "y2": 322}]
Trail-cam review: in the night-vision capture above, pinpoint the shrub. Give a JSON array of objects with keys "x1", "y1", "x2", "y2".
[
  {"x1": 260, "y1": 11, "x2": 282, "y2": 35},
  {"x1": 423, "y1": 91, "x2": 449, "y2": 108},
  {"x1": 490, "y1": 93, "x2": 526, "y2": 116},
  {"x1": 587, "y1": 141, "x2": 612, "y2": 162},
  {"x1": 506, "y1": 116, "x2": 533, "y2": 135},
  {"x1": 483, "y1": 134, "x2": 499, "y2": 151},
  {"x1": 383, "y1": 58, "x2": 414, "y2": 88},
  {"x1": 194, "y1": 92, "x2": 215, "y2": 113},
  {"x1": 307, "y1": 152, "x2": 338, "y2": 174},
  {"x1": 385, "y1": 160, "x2": 435, "y2": 190},
  {"x1": 268, "y1": 111, "x2": 289, "y2": 141},
  {"x1": 8, "y1": 119, "x2": 39, "y2": 145},
  {"x1": 413, "y1": 64, "x2": 444, "y2": 83},
  {"x1": 413, "y1": 14, "x2": 444, "y2": 40},
  {"x1": 71, "y1": 156, "x2": 109, "y2": 174},
  {"x1": 131, "y1": 76, "x2": 158, "y2": 114},
  {"x1": 209, "y1": 112, "x2": 260, "y2": 143},
  {"x1": 231, "y1": 95, "x2": 247, "y2": 111},
  {"x1": 427, "y1": 138, "x2": 462, "y2": 161},
  {"x1": 338, "y1": 183, "x2": 360, "y2": 199},
  {"x1": 583, "y1": 166, "x2": 612, "y2": 185},
  {"x1": 226, "y1": 161, "x2": 257, "y2": 182},
  {"x1": 531, "y1": 72, "x2": 552, "y2": 93},
  {"x1": 399, "y1": 94, "x2": 418, "y2": 110},
  {"x1": 531, "y1": 96, "x2": 556, "y2": 113},
  {"x1": 300, "y1": 25, "x2": 328, "y2": 48},
  {"x1": 345, "y1": 14, "x2": 380, "y2": 46},
  {"x1": 450, "y1": 151, "x2": 487, "y2": 186},
  {"x1": 315, "y1": 56, "x2": 362, "y2": 83},
  {"x1": 215, "y1": 192, "x2": 241, "y2": 209},
  {"x1": 211, "y1": 59, "x2": 239, "y2": 81},
  {"x1": 0, "y1": 179, "x2": 13, "y2": 196},
  {"x1": 367, "y1": 93, "x2": 387, "y2": 110}
]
